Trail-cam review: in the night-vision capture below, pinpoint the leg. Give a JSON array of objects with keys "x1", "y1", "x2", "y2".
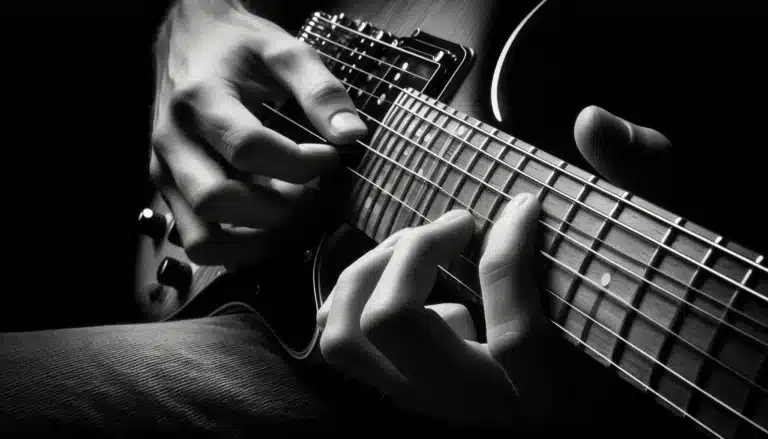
[{"x1": 0, "y1": 312, "x2": 388, "y2": 436}]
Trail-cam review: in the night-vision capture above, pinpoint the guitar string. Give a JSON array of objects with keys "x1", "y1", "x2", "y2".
[
  {"x1": 312, "y1": 13, "x2": 441, "y2": 68},
  {"x1": 301, "y1": 22, "x2": 768, "y2": 289},
  {"x1": 341, "y1": 166, "x2": 766, "y2": 435},
  {"x1": 262, "y1": 102, "x2": 768, "y2": 414},
  {"x1": 326, "y1": 74, "x2": 768, "y2": 340},
  {"x1": 301, "y1": 27, "x2": 430, "y2": 82}
]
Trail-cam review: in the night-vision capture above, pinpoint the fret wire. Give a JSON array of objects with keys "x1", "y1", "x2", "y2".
[
  {"x1": 375, "y1": 95, "x2": 424, "y2": 240},
  {"x1": 364, "y1": 98, "x2": 424, "y2": 235},
  {"x1": 550, "y1": 174, "x2": 598, "y2": 325},
  {"x1": 406, "y1": 106, "x2": 462, "y2": 229},
  {"x1": 382, "y1": 100, "x2": 452, "y2": 239},
  {"x1": 477, "y1": 133, "x2": 511, "y2": 237},
  {"x1": 464, "y1": 127, "x2": 494, "y2": 214},
  {"x1": 304, "y1": 27, "x2": 430, "y2": 82},
  {"x1": 575, "y1": 192, "x2": 630, "y2": 344},
  {"x1": 355, "y1": 99, "x2": 410, "y2": 230},
  {"x1": 263, "y1": 101, "x2": 768, "y2": 432},
  {"x1": 312, "y1": 13, "x2": 440, "y2": 67},
  {"x1": 306, "y1": 43, "x2": 768, "y2": 286},
  {"x1": 547, "y1": 316, "x2": 725, "y2": 439},
  {"x1": 369, "y1": 100, "x2": 430, "y2": 239},
  {"x1": 443, "y1": 115, "x2": 482, "y2": 216},
  {"x1": 419, "y1": 112, "x2": 476, "y2": 225},
  {"x1": 346, "y1": 164, "x2": 766, "y2": 435},
  {"x1": 625, "y1": 220, "x2": 678, "y2": 383}
]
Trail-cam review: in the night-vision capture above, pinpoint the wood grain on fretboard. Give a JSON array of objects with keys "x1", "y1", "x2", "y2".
[{"x1": 348, "y1": 90, "x2": 768, "y2": 438}]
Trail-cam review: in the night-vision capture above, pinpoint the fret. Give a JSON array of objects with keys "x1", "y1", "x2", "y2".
[
  {"x1": 408, "y1": 108, "x2": 475, "y2": 227},
  {"x1": 465, "y1": 127, "x2": 500, "y2": 238},
  {"x1": 477, "y1": 130, "x2": 519, "y2": 238},
  {"x1": 348, "y1": 102, "x2": 402, "y2": 224},
  {"x1": 387, "y1": 105, "x2": 456, "y2": 236},
  {"x1": 573, "y1": 192, "x2": 632, "y2": 365},
  {"x1": 363, "y1": 97, "x2": 429, "y2": 238},
  {"x1": 376, "y1": 106, "x2": 448, "y2": 240},
  {"x1": 546, "y1": 174, "x2": 598, "y2": 325},
  {"x1": 352, "y1": 95, "x2": 414, "y2": 231},
  {"x1": 368, "y1": 101, "x2": 432, "y2": 240}
]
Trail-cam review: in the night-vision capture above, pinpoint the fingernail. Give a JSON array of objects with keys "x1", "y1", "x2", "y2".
[
  {"x1": 503, "y1": 193, "x2": 531, "y2": 215},
  {"x1": 516, "y1": 193, "x2": 533, "y2": 206},
  {"x1": 330, "y1": 111, "x2": 367, "y2": 136}
]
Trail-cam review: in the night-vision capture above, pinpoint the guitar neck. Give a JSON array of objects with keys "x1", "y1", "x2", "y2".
[{"x1": 268, "y1": 10, "x2": 768, "y2": 439}]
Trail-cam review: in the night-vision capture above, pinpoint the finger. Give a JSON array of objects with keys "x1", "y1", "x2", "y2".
[
  {"x1": 359, "y1": 211, "x2": 515, "y2": 420},
  {"x1": 170, "y1": 81, "x2": 340, "y2": 182},
  {"x1": 367, "y1": 209, "x2": 475, "y2": 313},
  {"x1": 258, "y1": 37, "x2": 368, "y2": 144},
  {"x1": 574, "y1": 105, "x2": 673, "y2": 194},
  {"x1": 479, "y1": 192, "x2": 552, "y2": 420},
  {"x1": 424, "y1": 303, "x2": 477, "y2": 341},
  {"x1": 149, "y1": 151, "x2": 276, "y2": 266},
  {"x1": 316, "y1": 227, "x2": 412, "y2": 329},
  {"x1": 151, "y1": 124, "x2": 294, "y2": 228},
  {"x1": 318, "y1": 244, "x2": 404, "y2": 397}
]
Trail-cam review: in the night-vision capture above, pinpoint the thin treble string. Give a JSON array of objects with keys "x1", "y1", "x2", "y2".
[
  {"x1": 311, "y1": 13, "x2": 440, "y2": 67},
  {"x1": 344, "y1": 166, "x2": 766, "y2": 435},
  {"x1": 261, "y1": 101, "x2": 768, "y2": 397},
  {"x1": 304, "y1": 36, "x2": 768, "y2": 292},
  {"x1": 344, "y1": 165, "x2": 766, "y2": 436},
  {"x1": 301, "y1": 28, "x2": 429, "y2": 82}
]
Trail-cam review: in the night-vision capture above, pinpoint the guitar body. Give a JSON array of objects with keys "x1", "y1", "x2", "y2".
[{"x1": 136, "y1": 1, "x2": 767, "y2": 436}]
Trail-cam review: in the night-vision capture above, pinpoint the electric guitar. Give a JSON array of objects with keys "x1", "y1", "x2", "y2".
[{"x1": 136, "y1": 1, "x2": 767, "y2": 437}]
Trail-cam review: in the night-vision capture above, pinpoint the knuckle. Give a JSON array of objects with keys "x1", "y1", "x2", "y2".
[
  {"x1": 359, "y1": 299, "x2": 404, "y2": 338},
  {"x1": 150, "y1": 124, "x2": 174, "y2": 154},
  {"x1": 169, "y1": 82, "x2": 210, "y2": 126},
  {"x1": 306, "y1": 79, "x2": 348, "y2": 104},
  {"x1": 262, "y1": 39, "x2": 315, "y2": 71},
  {"x1": 399, "y1": 231, "x2": 437, "y2": 261},
  {"x1": 318, "y1": 324, "x2": 355, "y2": 364}
]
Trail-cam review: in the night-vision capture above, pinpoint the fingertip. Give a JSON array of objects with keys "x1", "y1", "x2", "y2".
[
  {"x1": 329, "y1": 110, "x2": 369, "y2": 144},
  {"x1": 573, "y1": 105, "x2": 630, "y2": 161}
]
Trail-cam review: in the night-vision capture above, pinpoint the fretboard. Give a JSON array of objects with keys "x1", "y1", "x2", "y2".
[{"x1": 292, "y1": 11, "x2": 768, "y2": 439}]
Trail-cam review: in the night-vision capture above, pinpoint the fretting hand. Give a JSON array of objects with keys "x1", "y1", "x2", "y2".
[
  {"x1": 149, "y1": 0, "x2": 367, "y2": 266},
  {"x1": 317, "y1": 104, "x2": 673, "y2": 429}
]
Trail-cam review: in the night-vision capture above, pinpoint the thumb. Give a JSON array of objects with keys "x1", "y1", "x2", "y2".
[
  {"x1": 574, "y1": 105, "x2": 673, "y2": 196},
  {"x1": 260, "y1": 37, "x2": 368, "y2": 144}
]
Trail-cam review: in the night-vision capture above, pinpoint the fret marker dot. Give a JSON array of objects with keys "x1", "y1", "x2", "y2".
[
  {"x1": 457, "y1": 124, "x2": 468, "y2": 136},
  {"x1": 377, "y1": 93, "x2": 386, "y2": 105},
  {"x1": 402, "y1": 62, "x2": 409, "y2": 70},
  {"x1": 370, "y1": 41, "x2": 375, "y2": 47},
  {"x1": 367, "y1": 74, "x2": 373, "y2": 82},
  {"x1": 394, "y1": 72, "x2": 401, "y2": 81},
  {"x1": 341, "y1": 66, "x2": 346, "y2": 72},
  {"x1": 600, "y1": 273, "x2": 611, "y2": 287},
  {"x1": 357, "y1": 89, "x2": 363, "y2": 97}
]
